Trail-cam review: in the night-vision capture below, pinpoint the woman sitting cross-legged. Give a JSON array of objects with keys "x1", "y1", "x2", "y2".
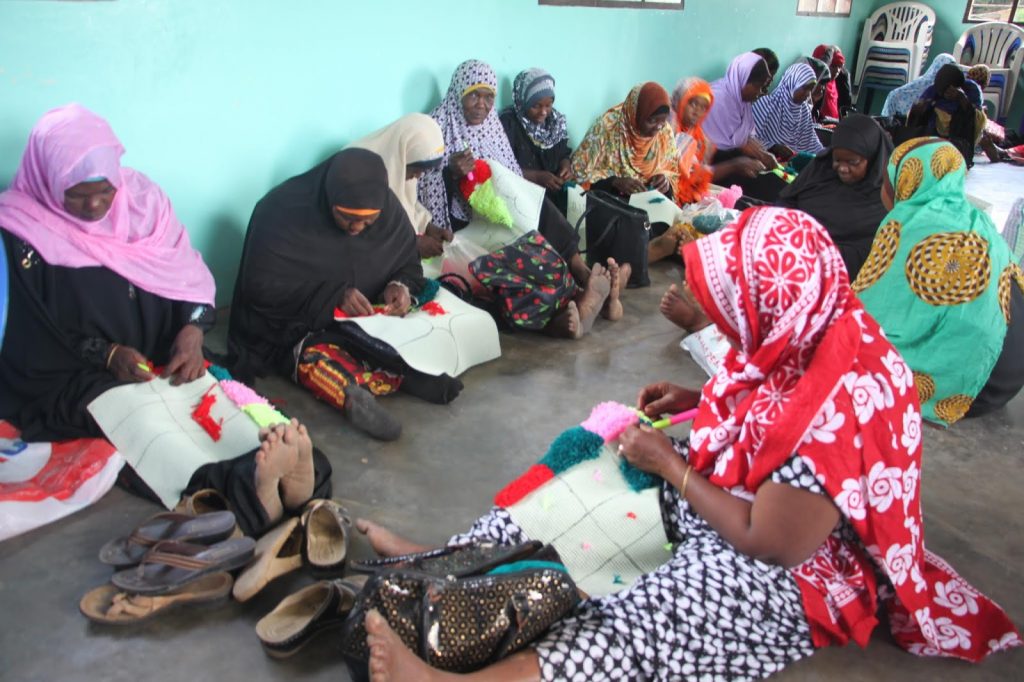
[
  {"x1": 229, "y1": 148, "x2": 465, "y2": 441},
  {"x1": 417, "y1": 59, "x2": 625, "y2": 335},
  {"x1": 853, "y1": 137, "x2": 1024, "y2": 423},
  {"x1": 356, "y1": 206, "x2": 1021, "y2": 681},
  {"x1": 499, "y1": 68, "x2": 573, "y2": 214},
  {"x1": 0, "y1": 104, "x2": 328, "y2": 536},
  {"x1": 777, "y1": 114, "x2": 893, "y2": 280}
]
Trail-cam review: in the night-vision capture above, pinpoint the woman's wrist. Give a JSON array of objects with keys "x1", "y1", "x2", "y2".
[{"x1": 105, "y1": 343, "x2": 120, "y2": 369}]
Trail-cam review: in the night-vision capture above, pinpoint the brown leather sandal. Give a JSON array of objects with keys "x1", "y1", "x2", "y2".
[{"x1": 80, "y1": 572, "x2": 233, "y2": 625}]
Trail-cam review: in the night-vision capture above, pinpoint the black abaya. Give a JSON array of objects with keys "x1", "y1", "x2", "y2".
[{"x1": 0, "y1": 229, "x2": 214, "y2": 441}]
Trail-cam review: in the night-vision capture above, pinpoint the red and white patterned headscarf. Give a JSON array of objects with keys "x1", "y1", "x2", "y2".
[{"x1": 683, "y1": 207, "x2": 1020, "y2": 661}]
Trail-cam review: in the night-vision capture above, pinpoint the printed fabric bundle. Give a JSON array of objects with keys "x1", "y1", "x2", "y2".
[{"x1": 469, "y1": 230, "x2": 577, "y2": 330}]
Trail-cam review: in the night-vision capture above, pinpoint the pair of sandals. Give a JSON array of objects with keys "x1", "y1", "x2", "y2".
[
  {"x1": 234, "y1": 498, "x2": 351, "y2": 602},
  {"x1": 80, "y1": 504, "x2": 255, "y2": 625}
]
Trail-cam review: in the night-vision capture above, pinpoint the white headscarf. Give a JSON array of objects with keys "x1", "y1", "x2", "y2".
[{"x1": 349, "y1": 113, "x2": 444, "y2": 234}]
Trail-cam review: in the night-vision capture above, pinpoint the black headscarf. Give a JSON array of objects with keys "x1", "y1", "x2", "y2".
[
  {"x1": 777, "y1": 114, "x2": 893, "y2": 279},
  {"x1": 933, "y1": 63, "x2": 966, "y2": 96},
  {"x1": 228, "y1": 148, "x2": 425, "y2": 379}
]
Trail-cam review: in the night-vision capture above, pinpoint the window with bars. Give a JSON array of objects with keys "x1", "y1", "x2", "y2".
[
  {"x1": 964, "y1": 0, "x2": 1024, "y2": 24},
  {"x1": 539, "y1": 0, "x2": 683, "y2": 9}
]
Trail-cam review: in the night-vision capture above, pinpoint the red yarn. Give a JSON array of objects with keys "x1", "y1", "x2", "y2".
[
  {"x1": 420, "y1": 301, "x2": 447, "y2": 316},
  {"x1": 334, "y1": 305, "x2": 390, "y2": 319},
  {"x1": 458, "y1": 159, "x2": 492, "y2": 199},
  {"x1": 493, "y1": 464, "x2": 554, "y2": 507},
  {"x1": 191, "y1": 385, "x2": 223, "y2": 441}
]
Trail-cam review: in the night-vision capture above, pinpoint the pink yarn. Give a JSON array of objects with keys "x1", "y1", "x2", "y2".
[
  {"x1": 718, "y1": 184, "x2": 743, "y2": 210},
  {"x1": 219, "y1": 379, "x2": 270, "y2": 408},
  {"x1": 580, "y1": 401, "x2": 640, "y2": 443}
]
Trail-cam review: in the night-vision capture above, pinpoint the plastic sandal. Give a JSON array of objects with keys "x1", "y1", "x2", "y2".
[
  {"x1": 111, "y1": 537, "x2": 255, "y2": 595},
  {"x1": 79, "y1": 572, "x2": 233, "y2": 625},
  {"x1": 98, "y1": 511, "x2": 237, "y2": 568}
]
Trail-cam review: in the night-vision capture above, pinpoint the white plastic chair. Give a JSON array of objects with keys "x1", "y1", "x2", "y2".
[
  {"x1": 954, "y1": 22, "x2": 1024, "y2": 121},
  {"x1": 853, "y1": 2, "x2": 936, "y2": 97}
]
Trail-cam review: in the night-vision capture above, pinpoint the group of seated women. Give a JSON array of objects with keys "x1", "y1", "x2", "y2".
[{"x1": 1, "y1": 50, "x2": 1022, "y2": 681}]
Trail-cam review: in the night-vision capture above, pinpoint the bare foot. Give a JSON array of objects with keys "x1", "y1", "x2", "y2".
[
  {"x1": 660, "y1": 283, "x2": 710, "y2": 333},
  {"x1": 281, "y1": 419, "x2": 315, "y2": 510},
  {"x1": 367, "y1": 609, "x2": 454, "y2": 682},
  {"x1": 569, "y1": 253, "x2": 590, "y2": 288},
  {"x1": 545, "y1": 301, "x2": 581, "y2": 340},
  {"x1": 648, "y1": 232, "x2": 680, "y2": 263},
  {"x1": 253, "y1": 426, "x2": 295, "y2": 525},
  {"x1": 355, "y1": 519, "x2": 431, "y2": 557},
  {"x1": 575, "y1": 262, "x2": 611, "y2": 335},
  {"x1": 601, "y1": 259, "x2": 631, "y2": 321}
]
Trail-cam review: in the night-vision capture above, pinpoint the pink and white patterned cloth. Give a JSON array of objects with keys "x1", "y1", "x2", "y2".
[{"x1": 683, "y1": 207, "x2": 1020, "y2": 660}]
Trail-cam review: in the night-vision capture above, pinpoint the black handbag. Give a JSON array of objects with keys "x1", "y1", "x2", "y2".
[
  {"x1": 340, "y1": 542, "x2": 579, "y2": 678},
  {"x1": 574, "y1": 189, "x2": 651, "y2": 288}
]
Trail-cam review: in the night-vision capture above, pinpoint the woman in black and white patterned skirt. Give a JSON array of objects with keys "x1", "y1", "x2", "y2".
[{"x1": 357, "y1": 207, "x2": 1021, "y2": 681}]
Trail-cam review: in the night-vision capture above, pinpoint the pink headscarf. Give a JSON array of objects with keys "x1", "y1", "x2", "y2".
[{"x1": 0, "y1": 103, "x2": 215, "y2": 305}]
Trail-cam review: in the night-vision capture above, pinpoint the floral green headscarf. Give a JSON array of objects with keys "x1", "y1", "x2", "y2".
[{"x1": 853, "y1": 138, "x2": 1023, "y2": 425}]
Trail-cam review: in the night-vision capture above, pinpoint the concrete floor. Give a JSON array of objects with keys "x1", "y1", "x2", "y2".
[{"x1": 2, "y1": 261, "x2": 1021, "y2": 682}]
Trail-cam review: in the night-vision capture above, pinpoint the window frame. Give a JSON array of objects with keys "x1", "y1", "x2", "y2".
[
  {"x1": 795, "y1": 0, "x2": 853, "y2": 18},
  {"x1": 539, "y1": 0, "x2": 683, "y2": 10},
  {"x1": 962, "y1": 0, "x2": 1024, "y2": 24}
]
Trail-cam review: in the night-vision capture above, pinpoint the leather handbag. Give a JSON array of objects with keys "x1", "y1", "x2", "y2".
[
  {"x1": 340, "y1": 542, "x2": 579, "y2": 677},
  {"x1": 468, "y1": 231, "x2": 578, "y2": 331},
  {"x1": 574, "y1": 189, "x2": 651, "y2": 288}
]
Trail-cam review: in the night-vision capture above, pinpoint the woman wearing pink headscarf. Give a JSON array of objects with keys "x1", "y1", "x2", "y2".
[
  {"x1": 0, "y1": 104, "x2": 333, "y2": 538},
  {"x1": 0, "y1": 103, "x2": 216, "y2": 440}
]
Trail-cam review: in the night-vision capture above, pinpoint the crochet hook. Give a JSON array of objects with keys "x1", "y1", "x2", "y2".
[{"x1": 635, "y1": 407, "x2": 700, "y2": 430}]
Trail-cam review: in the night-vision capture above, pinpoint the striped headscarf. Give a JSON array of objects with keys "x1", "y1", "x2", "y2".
[
  {"x1": 511, "y1": 68, "x2": 568, "y2": 150},
  {"x1": 753, "y1": 62, "x2": 824, "y2": 154}
]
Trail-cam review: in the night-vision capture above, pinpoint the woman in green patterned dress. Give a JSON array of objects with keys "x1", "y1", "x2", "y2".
[{"x1": 853, "y1": 137, "x2": 1024, "y2": 424}]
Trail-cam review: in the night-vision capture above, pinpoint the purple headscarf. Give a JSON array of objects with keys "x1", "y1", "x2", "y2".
[
  {"x1": 704, "y1": 52, "x2": 766, "y2": 151},
  {"x1": 417, "y1": 60, "x2": 522, "y2": 229},
  {"x1": 0, "y1": 103, "x2": 215, "y2": 305}
]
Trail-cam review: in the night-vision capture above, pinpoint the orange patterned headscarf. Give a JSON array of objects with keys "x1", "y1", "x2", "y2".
[
  {"x1": 570, "y1": 82, "x2": 679, "y2": 190},
  {"x1": 672, "y1": 78, "x2": 715, "y2": 204}
]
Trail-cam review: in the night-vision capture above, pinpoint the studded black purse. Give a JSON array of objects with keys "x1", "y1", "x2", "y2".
[{"x1": 339, "y1": 542, "x2": 579, "y2": 678}]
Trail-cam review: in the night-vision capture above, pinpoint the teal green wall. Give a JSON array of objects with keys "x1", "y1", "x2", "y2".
[{"x1": 0, "y1": 0, "x2": 873, "y2": 304}]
